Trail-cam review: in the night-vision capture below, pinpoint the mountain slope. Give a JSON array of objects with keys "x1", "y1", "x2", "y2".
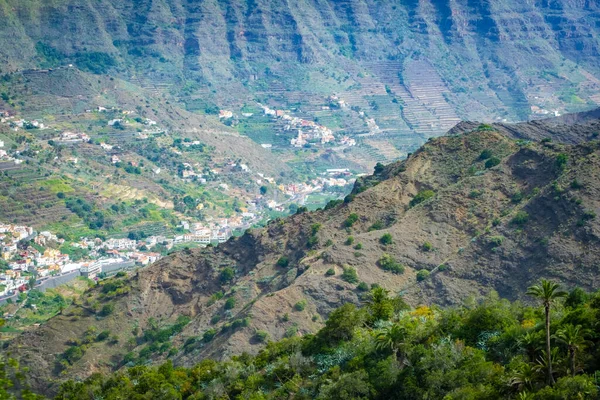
[
  {"x1": 8, "y1": 110, "x2": 600, "y2": 395},
  {"x1": 0, "y1": 0, "x2": 599, "y2": 125}
]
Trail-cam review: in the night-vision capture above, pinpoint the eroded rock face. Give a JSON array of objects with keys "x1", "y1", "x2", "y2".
[
  {"x1": 1, "y1": 1, "x2": 599, "y2": 124},
  {"x1": 8, "y1": 113, "x2": 600, "y2": 395}
]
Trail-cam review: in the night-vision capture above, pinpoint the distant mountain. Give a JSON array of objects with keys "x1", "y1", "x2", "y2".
[
  {"x1": 1, "y1": 0, "x2": 599, "y2": 129},
  {"x1": 10, "y1": 110, "x2": 600, "y2": 395}
]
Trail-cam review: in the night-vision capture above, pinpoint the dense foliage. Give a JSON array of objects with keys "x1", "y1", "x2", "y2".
[{"x1": 6, "y1": 283, "x2": 600, "y2": 399}]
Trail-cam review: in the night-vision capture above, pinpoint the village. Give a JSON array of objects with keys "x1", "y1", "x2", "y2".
[
  {"x1": 0, "y1": 103, "x2": 360, "y2": 301},
  {"x1": 0, "y1": 217, "x2": 249, "y2": 299}
]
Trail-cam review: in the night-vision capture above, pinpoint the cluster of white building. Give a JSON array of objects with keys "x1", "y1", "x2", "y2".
[
  {"x1": 0, "y1": 114, "x2": 47, "y2": 131},
  {"x1": 256, "y1": 103, "x2": 336, "y2": 147},
  {"x1": 54, "y1": 131, "x2": 91, "y2": 143}
]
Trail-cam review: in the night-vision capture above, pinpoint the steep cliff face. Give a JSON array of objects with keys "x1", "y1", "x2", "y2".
[
  {"x1": 9, "y1": 110, "x2": 600, "y2": 395},
  {"x1": 0, "y1": 0, "x2": 599, "y2": 123}
]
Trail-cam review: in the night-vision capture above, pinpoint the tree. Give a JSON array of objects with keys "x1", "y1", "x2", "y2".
[
  {"x1": 527, "y1": 279, "x2": 567, "y2": 384},
  {"x1": 554, "y1": 324, "x2": 590, "y2": 377},
  {"x1": 375, "y1": 323, "x2": 408, "y2": 361},
  {"x1": 365, "y1": 287, "x2": 395, "y2": 323}
]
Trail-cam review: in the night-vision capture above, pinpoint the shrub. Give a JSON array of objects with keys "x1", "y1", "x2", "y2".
[
  {"x1": 224, "y1": 297, "x2": 236, "y2": 310},
  {"x1": 416, "y1": 270, "x2": 430, "y2": 282},
  {"x1": 422, "y1": 242, "x2": 433, "y2": 252},
  {"x1": 96, "y1": 330, "x2": 110, "y2": 342},
  {"x1": 324, "y1": 199, "x2": 343, "y2": 210},
  {"x1": 374, "y1": 162, "x2": 385, "y2": 173},
  {"x1": 276, "y1": 256, "x2": 289, "y2": 268},
  {"x1": 254, "y1": 330, "x2": 269, "y2": 343},
  {"x1": 344, "y1": 213, "x2": 359, "y2": 227},
  {"x1": 311, "y1": 223, "x2": 322, "y2": 235},
  {"x1": 63, "y1": 346, "x2": 84, "y2": 364},
  {"x1": 357, "y1": 282, "x2": 369, "y2": 291},
  {"x1": 488, "y1": 236, "x2": 505, "y2": 247},
  {"x1": 342, "y1": 267, "x2": 359, "y2": 284},
  {"x1": 469, "y1": 190, "x2": 483, "y2": 199},
  {"x1": 284, "y1": 325, "x2": 298, "y2": 338},
  {"x1": 368, "y1": 221, "x2": 384, "y2": 231},
  {"x1": 325, "y1": 268, "x2": 335, "y2": 276},
  {"x1": 583, "y1": 210, "x2": 596, "y2": 221},
  {"x1": 325, "y1": 239, "x2": 333, "y2": 247},
  {"x1": 570, "y1": 179, "x2": 583, "y2": 189},
  {"x1": 484, "y1": 157, "x2": 501, "y2": 169},
  {"x1": 203, "y1": 329, "x2": 217, "y2": 343},
  {"x1": 511, "y1": 211, "x2": 529, "y2": 225},
  {"x1": 438, "y1": 264, "x2": 448, "y2": 271},
  {"x1": 410, "y1": 190, "x2": 435, "y2": 207},
  {"x1": 307, "y1": 235, "x2": 319, "y2": 248},
  {"x1": 555, "y1": 153, "x2": 568, "y2": 170},
  {"x1": 478, "y1": 149, "x2": 493, "y2": 160},
  {"x1": 354, "y1": 243, "x2": 363, "y2": 250},
  {"x1": 378, "y1": 254, "x2": 405, "y2": 274},
  {"x1": 345, "y1": 236, "x2": 355, "y2": 245},
  {"x1": 210, "y1": 315, "x2": 221, "y2": 324},
  {"x1": 99, "y1": 303, "x2": 114, "y2": 316},
  {"x1": 219, "y1": 267, "x2": 235, "y2": 284},
  {"x1": 380, "y1": 233, "x2": 393, "y2": 245},
  {"x1": 294, "y1": 300, "x2": 307, "y2": 311},
  {"x1": 511, "y1": 192, "x2": 523, "y2": 203}
]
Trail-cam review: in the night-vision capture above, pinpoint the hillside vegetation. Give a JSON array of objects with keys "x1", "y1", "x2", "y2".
[
  {"x1": 5, "y1": 283, "x2": 600, "y2": 399},
  {"x1": 6, "y1": 113, "x2": 600, "y2": 394}
]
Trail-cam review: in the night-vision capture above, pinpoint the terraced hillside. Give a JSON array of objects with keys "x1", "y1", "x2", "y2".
[
  {"x1": 9, "y1": 111, "x2": 600, "y2": 395},
  {"x1": 0, "y1": 0, "x2": 599, "y2": 144}
]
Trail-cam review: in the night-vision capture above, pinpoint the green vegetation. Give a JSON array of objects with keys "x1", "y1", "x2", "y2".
[
  {"x1": 479, "y1": 149, "x2": 493, "y2": 160},
  {"x1": 416, "y1": 270, "x2": 430, "y2": 281},
  {"x1": 219, "y1": 267, "x2": 235, "y2": 284},
  {"x1": 512, "y1": 211, "x2": 530, "y2": 226},
  {"x1": 556, "y1": 153, "x2": 569, "y2": 171},
  {"x1": 341, "y1": 266, "x2": 359, "y2": 284},
  {"x1": 276, "y1": 256, "x2": 289, "y2": 268},
  {"x1": 485, "y1": 156, "x2": 501, "y2": 169},
  {"x1": 422, "y1": 241, "x2": 433, "y2": 252},
  {"x1": 379, "y1": 233, "x2": 393, "y2": 245},
  {"x1": 368, "y1": 220, "x2": 384, "y2": 231},
  {"x1": 294, "y1": 300, "x2": 307, "y2": 311},
  {"x1": 377, "y1": 254, "x2": 404, "y2": 274},
  {"x1": 43, "y1": 282, "x2": 600, "y2": 399},
  {"x1": 224, "y1": 297, "x2": 236, "y2": 310},
  {"x1": 343, "y1": 213, "x2": 359, "y2": 227},
  {"x1": 325, "y1": 268, "x2": 335, "y2": 276},
  {"x1": 409, "y1": 190, "x2": 435, "y2": 207},
  {"x1": 253, "y1": 330, "x2": 269, "y2": 343}
]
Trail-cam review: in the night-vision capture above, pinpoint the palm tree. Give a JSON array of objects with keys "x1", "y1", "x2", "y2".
[
  {"x1": 554, "y1": 324, "x2": 590, "y2": 376},
  {"x1": 365, "y1": 287, "x2": 395, "y2": 323},
  {"x1": 527, "y1": 279, "x2": 567, "y2": 385},
  {"x1": 509, "y1": 361, "x2": 540, "y2": 391},
  {"x1": 374, "y1": 323, "x2": 407, "y2": 361}
]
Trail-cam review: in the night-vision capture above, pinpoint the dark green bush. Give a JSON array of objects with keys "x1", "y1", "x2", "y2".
[
  {"x1": 485, "y1": 157, "x2": 501, "y2": 169},
  {"x1": 380, "y1": 233, "x2": 393, "y2": 245}
]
